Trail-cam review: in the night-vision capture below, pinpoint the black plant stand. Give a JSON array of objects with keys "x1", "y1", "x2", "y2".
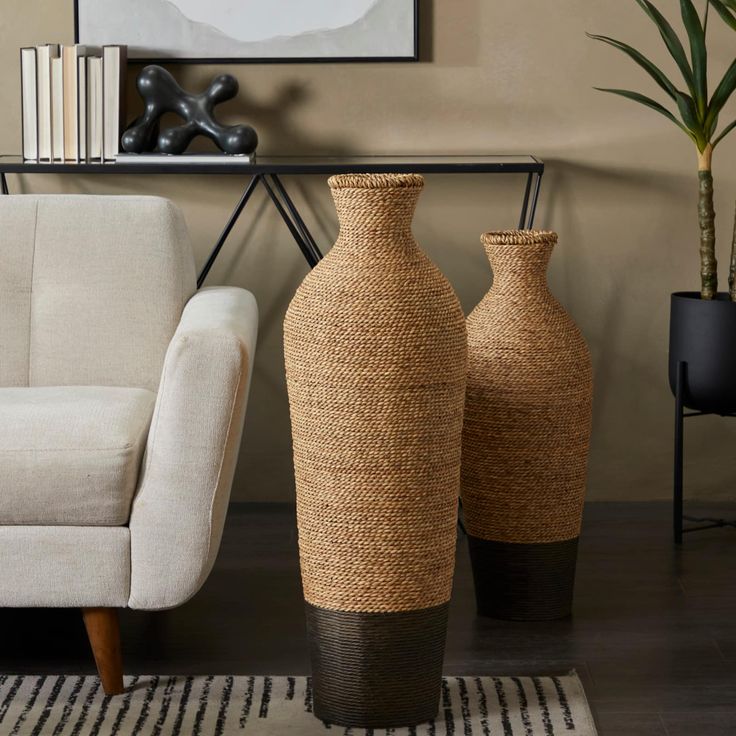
[
  {"x1": 0, "y1": 154, "x2": 543, "y2": 288},
  {"x1": 673, "y1": 360, "x2": 736, "y2": 544}
]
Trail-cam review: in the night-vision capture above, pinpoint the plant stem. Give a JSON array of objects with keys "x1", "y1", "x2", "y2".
[
  {"x1": 698, "y1": 145, "x2": 717, "y2": 299},
  {"x1": 730, "y1": 202, "x2": 736, "y2": 301}
]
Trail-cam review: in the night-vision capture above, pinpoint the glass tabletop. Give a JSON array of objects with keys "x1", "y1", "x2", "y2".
[{"x1": 0, "y1": 154, "x2": 543, "y2": 175}]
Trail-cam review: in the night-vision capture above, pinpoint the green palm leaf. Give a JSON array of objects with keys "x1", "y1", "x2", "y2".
[
  {"x1": 706, "y1": 59, "x2": 736, "y2": 129},
  {"x1": 706, "y1": 112, "x2": 720, "y2": 139},
  {"x1": 586, "y1": 33, "x2": 678, "y2": 99},
  {"x1": 679, "y1": 0, "x2": 708, "y2": 119},
  {"x1": 594, "y1": 87, "x2": 696, "y2": 142},
  {"x1": 710, "y1": 0, "x2": 736, "y2": 30},
  {"x1": 674, "y1": 90, "x2": 707, "y2": 148},
  {"x1": 634, "y1": 0, "x2": 696, "y2": 95}
]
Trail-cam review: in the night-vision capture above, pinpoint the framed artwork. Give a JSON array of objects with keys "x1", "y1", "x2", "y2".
[{"x1": 74, "y1": 0, "x2": 419, "y2": 63}]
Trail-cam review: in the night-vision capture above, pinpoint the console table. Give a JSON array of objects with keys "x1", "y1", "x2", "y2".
[{"x1": 0, "y1": 155, "x2": 544, "y2": 288}]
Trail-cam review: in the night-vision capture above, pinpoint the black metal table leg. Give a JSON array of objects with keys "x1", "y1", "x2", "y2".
[
  {"x1": 527, "y1": 172, "x2": 543, "y2": 229},
  {"x1": 674, "y1": 361, "x2": 685, "y2": 545},
  {"x1": 197, "y1": 174, "x2": 261, "y2": 289},
  {"x1": 269, "y1": 175, "x2": 323, "y2": 263},
  {"x1": 4, "y1": 163, "x2": 544, "y2": 286},
  {"x1": 261, "y1": 176, "x2": 319, "y2": 268},
  {"x1": 518, "y1": 174, "x2": 533, "y2": 229},
  {"x1": 457, "y1": 499, "x2": 467, "y2": 536}
]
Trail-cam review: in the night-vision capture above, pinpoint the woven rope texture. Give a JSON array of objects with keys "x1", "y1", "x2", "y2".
[
  {"x1": 461, "y1": 230, "x2": 593, "y2": 545},
  {"x1": 284, "y1": 173, "x2": 467, "y2": 613}
]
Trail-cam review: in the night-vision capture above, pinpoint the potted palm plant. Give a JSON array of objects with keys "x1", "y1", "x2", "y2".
[{"x1": 589, "y1": 0, "x2": 736, "y2": 413}]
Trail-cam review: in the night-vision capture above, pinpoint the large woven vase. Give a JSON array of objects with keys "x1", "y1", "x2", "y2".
[
  {"x1": 461, "y1": 230, "x2": 593, "y2": 621},
  {"x1": 283, "y1": 174, "x2": 467, "y2": 728}
]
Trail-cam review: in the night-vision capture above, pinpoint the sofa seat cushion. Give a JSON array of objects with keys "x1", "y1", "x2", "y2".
[{"x1": 0, "y1": 386, "x2": 156, "y2": 525}]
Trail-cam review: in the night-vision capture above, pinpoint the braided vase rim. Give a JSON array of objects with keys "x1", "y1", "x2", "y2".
[
  {"x1": 328, "y1": 173, "x2": 425, "y2": 190},
  {"x1": 481, "y1": 230, "x2": 557, "y2": 246}
]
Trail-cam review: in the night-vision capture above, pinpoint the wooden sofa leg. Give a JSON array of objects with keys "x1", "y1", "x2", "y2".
[{"x1": 82, "y1": 608, "x2": 125, "y2": 695}]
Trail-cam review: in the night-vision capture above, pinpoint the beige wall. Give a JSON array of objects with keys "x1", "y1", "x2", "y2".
[{"x1": 3, "y1": 1, "x2": 736, "y2": 502}]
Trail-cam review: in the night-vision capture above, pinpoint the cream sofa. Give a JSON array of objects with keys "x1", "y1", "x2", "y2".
[{"x1": 0, "y1": 195, "x2": 258, "y2": 693}]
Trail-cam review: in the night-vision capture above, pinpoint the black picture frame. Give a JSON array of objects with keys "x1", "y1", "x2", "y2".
[{"x1": 73, "y1": 0, "x2": 419, "y2": 64}]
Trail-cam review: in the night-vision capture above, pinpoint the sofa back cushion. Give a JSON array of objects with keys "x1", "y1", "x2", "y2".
[{"x1": 0, "y1": 195, "x2": 196, "y2": 390}]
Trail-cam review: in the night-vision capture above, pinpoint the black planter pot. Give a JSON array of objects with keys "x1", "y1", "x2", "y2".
[{"x1": 669, "y1": 292, "x2": 736, "y2": 414}]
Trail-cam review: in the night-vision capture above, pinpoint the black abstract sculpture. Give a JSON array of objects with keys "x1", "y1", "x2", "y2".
[{"x1": 121, "y1": 65, "x2": 258, "y2": 156}]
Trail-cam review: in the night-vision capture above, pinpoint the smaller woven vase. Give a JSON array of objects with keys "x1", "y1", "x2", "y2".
[
  {"x1": 284, "y1": 174, "x2": 467, "y2": 728},
  {"x1": 461, "y1": 230, "x2": 593, "y2": 621}
]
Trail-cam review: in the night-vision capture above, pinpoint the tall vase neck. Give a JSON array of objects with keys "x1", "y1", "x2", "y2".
[
  {"x1": 481, "y1": 230, "x2": 557, "y2": 295},
  {"x1": 329, "y1": 174, "x2": 423, "y2": 255}
]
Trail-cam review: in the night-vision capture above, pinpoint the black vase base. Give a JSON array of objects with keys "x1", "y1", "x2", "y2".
[
  {"x1": 305, "y1": 601, "x2": 449, "y2": 728},
  {"x1": 467, "y1": 536, "x2": 579, "y2": 621}
]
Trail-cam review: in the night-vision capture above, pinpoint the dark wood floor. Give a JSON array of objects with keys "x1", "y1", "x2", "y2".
[{"x1": 2, "y1": 501, "x2": 736, "y2": 736}]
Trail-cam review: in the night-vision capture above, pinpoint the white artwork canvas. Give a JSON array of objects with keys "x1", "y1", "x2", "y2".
[{"x1": 75, "y1": 0, "x2": 417, "y2": 61}]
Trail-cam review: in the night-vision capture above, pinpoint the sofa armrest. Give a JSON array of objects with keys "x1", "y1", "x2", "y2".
[{"x1": 128, "y1": 286, "x2": 258, "y2": 610}]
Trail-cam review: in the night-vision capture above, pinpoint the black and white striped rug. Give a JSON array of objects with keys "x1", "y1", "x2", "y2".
[{"x1": 0, "y1": 673, "x2": 597, "y2": 735}]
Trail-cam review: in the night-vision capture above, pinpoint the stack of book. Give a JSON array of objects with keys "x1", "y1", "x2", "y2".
[{"x1": 20, "y1": 44, "x2": 127, "y2": 163}]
